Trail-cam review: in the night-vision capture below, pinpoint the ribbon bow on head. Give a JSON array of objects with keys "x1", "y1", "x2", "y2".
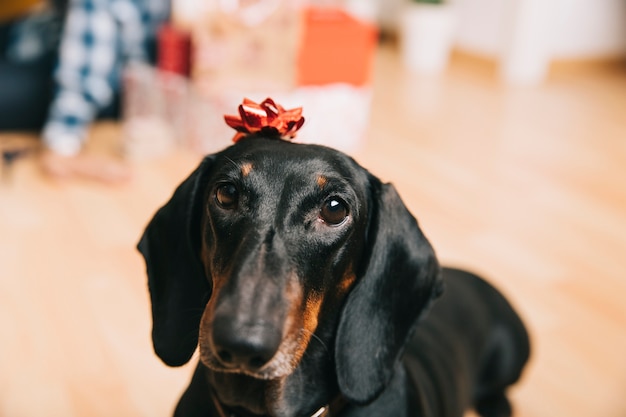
[{"x1": 224, "y1": 98, "x2": 305, "y2": 143}]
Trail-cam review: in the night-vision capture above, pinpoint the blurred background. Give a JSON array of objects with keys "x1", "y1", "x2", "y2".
[{"x1": 1, "y1": 0, "x2": 625, "y2": 416}]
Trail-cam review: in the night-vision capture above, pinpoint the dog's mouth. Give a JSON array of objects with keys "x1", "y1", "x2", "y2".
[{"x1": 198, "y1": 335, "x2": 305, "y2": 380}]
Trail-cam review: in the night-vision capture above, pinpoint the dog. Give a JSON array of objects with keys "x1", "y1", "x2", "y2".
[{"x1": 138, "y1": 136, "x2": 530, "y2": 417}]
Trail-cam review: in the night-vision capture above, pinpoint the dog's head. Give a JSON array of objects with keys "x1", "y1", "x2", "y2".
[{"x1": 138, "y1": 137, "x2": 442, "y2": 404}]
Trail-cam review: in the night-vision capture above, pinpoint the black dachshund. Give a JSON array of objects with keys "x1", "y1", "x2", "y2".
[{"x1": 138, "y1": 137, "x2": 530, "y2": 417}]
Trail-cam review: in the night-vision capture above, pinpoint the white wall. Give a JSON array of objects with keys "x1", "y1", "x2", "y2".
[
  {"x1": 453, "y1": 0, "x2": 508, "y2": 57},
  {"x1": 453, "y1": 0, "x2": 626, "y2": 60},
  {"x1": 550, "y1": 0, "x2": 626, "y2": 59}
]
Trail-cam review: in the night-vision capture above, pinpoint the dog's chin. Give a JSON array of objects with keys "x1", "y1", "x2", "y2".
[{"x1": 199, "y1": 349, "x2": 300, "y2": 380}]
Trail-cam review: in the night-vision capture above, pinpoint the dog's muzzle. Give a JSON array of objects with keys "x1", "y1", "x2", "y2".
[{"x1": 211, "y1": 316, "x2": 283, "y2": 372}]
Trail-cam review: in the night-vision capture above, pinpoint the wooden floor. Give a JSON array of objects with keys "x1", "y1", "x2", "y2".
[{"x1": 1, "y1": 45, "x2": 625, "y2": 417}]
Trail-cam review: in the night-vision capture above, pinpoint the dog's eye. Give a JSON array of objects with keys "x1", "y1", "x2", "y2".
[
  {"x1": 215, "y1": 183, "x2": 239, "y2": 209},
  {"x1": 320, "y1": 198, "x2": 348, "y2": 225}
]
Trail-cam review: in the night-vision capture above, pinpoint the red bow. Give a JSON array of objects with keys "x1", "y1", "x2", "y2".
[{"x1": 224, "y1": 98, "x2": 305, "y2": 143}]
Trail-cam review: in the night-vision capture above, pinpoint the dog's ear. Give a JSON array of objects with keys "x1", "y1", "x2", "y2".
[
  {"x1": 137, "y1": 156, "x2": 214, "y2": 367},
  {"x1": 335, "y1": 177, "x2": 443, "y2": 404}
]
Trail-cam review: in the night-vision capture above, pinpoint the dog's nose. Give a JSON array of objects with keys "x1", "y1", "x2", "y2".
[{"x1": 211, "y1": 317, "x2": 282, "y2": 371}]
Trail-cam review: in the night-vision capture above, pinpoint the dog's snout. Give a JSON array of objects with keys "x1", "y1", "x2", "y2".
[{"x1": 212, "y1": 317, "x2": 282, "y2": 371}]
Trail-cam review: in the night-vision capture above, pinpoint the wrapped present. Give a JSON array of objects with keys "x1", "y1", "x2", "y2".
[
  {"x1": 122, "y1": 0, "x2": 379, "y2": 157},
  {"x1": 122, "y1": 63, "x2": 190, "y2": 159},
  {"x1": 157, "y1": 24, "x2": 192, "y2": 77},
  {"x1": 189, "y1": 0, "x2": 302, "y2": 95},
  {"x1": 296, "y1": 6, "x2": 378, "y2": 86}
]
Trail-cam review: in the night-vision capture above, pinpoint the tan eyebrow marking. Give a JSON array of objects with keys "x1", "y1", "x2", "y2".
[
  {"x1": 316, "y1": 175, "x2": 328, "y2": 189},
  {"x1": 241, "y1": 162, "x2": 253, "y2": 177}
]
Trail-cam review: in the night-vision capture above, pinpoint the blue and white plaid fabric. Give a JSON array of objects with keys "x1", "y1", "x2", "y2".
[{"x1": 37, "y1": 0, "x2": 170, "y2": 155}]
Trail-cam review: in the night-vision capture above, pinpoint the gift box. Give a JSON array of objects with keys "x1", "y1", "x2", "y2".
[
  {"x1": 181, "y1": 0, "x2": 302, "y2": 95},
  {"x1": 296, "y1": 6, "x2": 378, "y2": 87},
  {"x1": 122, "y1": 1, "x2": 378, "y2": 157},
  {"x1": 122, "y1": 63, "x2": 194, "y2": 159}
]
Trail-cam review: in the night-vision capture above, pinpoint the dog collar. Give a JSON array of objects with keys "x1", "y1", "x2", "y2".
[
  {"x1": 311, "y1": 395, "x2": 348, "y2": 417},
  {"x1": 210, "y1": 388, "x2": 347, "y2": 417}
]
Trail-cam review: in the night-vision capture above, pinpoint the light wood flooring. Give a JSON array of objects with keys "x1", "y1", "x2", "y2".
[{"x1": 1, "y1": 45, "x2": 625, "y2": 417}]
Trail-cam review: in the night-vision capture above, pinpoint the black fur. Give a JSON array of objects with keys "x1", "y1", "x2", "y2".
[{"x1": 138, "y1": 137, "x2": 530, "y2": 417}]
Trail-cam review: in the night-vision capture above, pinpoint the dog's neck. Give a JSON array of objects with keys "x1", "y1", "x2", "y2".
[{"x1": 210, "y1": 388, "x2": 347, "y2": 417}]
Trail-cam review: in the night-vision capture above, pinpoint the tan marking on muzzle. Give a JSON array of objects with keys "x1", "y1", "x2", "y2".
[
  {"x1": 338, "y1": 270, "x2": 357, "y2": 296},
  {"x1": 281, "y1": 278, "x2": 324, "y2": 361},
  {"x1": 303, "y1": 295, "x2": 323, "y2": 337}
]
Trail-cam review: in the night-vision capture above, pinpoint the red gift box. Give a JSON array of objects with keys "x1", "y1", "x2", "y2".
[{"x1": 296, "y1": 7, "x2": 378, "y2": 87}]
